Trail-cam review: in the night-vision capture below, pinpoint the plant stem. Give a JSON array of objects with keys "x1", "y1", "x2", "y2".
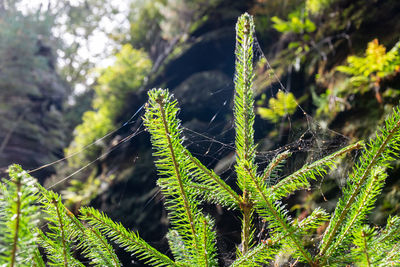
[
  {"x1": 203, "y1": 219, "x2": 208, "y2": 267},
  {"x1": 158, "y1": 100, "x2": 199, "y2": 251},
  {"x1": 235, "y1": 13, "x2": 256, "y2": 257},
  {"x1": 362, "y1": 231, "x2": 371, "y2": 267},
  {"x1": 10, "y1": 179, "x2": 22, "y2": 267},
  {"x1": 52, "y1": 198, "x2": 68, "y2": 267},
  {"x1": 240, "y1": 197, "x2": 252, "y2": 255}
]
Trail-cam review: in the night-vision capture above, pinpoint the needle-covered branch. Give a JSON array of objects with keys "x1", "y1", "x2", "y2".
[
  {"x1": 0, "y1": 165, "x2": 40, "y2": 266},
  {"x1": 80, "y1": 207, "x2": 176, "y2": 267},
  {"x1": 144, "y1": 88, "x2": 218, "y2": 266},
  {"x1": 269, "y1": 142, "x2": 363, "y2": 202},
  {"x1": 320, "y1": 108, "x2": 400, "y2": 262}
]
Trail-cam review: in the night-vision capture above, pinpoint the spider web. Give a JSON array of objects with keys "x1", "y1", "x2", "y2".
[
  {"x1": 176, "y1": 37, "x2": 355, "y2": 191},
  {"x1": 25, "y1": 30, "x2": 358, "y2": 205}
]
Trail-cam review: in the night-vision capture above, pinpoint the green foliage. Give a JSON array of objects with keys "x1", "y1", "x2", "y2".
[
  {"x1": 67, "y1": 109, "x2": 114, "y2": 165},
  {"x1": 305, "y1": 0, "x2": 333, "y2": 14},
  {"x1": 95, "y1": 45, "x2": 152, "y2": 103},
  {"x1": 1, "y1": 12, "x2": 400, "y2": 267},
  {"x1": 257, "y1": 91, "x2": 298, "y2": 123},
  {"x1": 66, "y1": 44, "x2": 152, "y2": 166},
  {"x1": 80, "y1": 207, "x2": 173, "y2": 266},
  {"x1": 0, "y1": 165, "x2": 40, "y2": 266},
  {"x1": 62, "y1": 171, "x2": 115, "y2": 207},
  {"x1": 336, "y1": 39, "x2": 400, "y2": 93},
  {"x1": 125, "y1": 0, "x2": 222, "y2": 52},
  {"x1": 314, "y1": 39, "x2": 400, "y2": 118},
  {"x1": 311, "y1": 86, "x2": 347, "y2": 118},
  {"x1": 334, "y1": 216, "x2": 400, "y2": 265},
  {"x1": 270, "y1": 6, "x2": 317, "y2": 63},
  {"x1": 37, "y1": 189, "x2": 85, "y2": 266},
  {"x1": 0, "y1": 165, "x2": 121, "y2": 267},
  {"x1": 319, "y1": 106, "x2": 400, "y2": 262},
  {"x1": 143, "y1": 88, "x2": 218, "y2": 265},
  {"x1": 272, "y1": 10, "x2": 316, "y2": 34}
]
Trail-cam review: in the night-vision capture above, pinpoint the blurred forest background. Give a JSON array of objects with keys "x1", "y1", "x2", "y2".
[{"x1": 1, "y1": 0, "x2": 400, "y2": 265}]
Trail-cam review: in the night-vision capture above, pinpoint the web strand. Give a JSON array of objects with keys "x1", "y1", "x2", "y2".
[
  {"x1": 27, "y1": 104, "x2": 145, "y2": 175},
  {"x1": 46, "y1": 122, "x2": 145, "y2": 189}
]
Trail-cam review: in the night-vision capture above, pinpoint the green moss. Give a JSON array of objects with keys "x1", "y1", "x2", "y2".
[{"x1": 66, "y1": 44, "x2": 152, "y2": 166}]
